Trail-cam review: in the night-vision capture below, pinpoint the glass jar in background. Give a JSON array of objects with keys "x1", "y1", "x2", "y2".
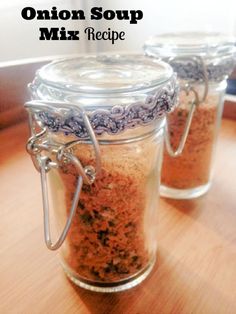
[
  {"x1": 144, "y1": 32, "x2": 236, "y2": 199},
  {"x1": 25, "y1": 54, "x2": 178, "y2": 292}
]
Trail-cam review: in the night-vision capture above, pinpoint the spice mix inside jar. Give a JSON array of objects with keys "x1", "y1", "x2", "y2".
[
  {"x1": 144, "y1": 32, "x2": 236, "y2": 199},
  {"x1": 25, "y1": 54, "x2": 178, "y2": 292}
]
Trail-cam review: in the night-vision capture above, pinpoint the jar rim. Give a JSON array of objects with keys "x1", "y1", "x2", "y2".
[
  {"x1": 35, "y1": 53, "x2": 173, "y2": 96},
  {"x1": 144, "y1": 32, "x2": 236, "y2": 58}
]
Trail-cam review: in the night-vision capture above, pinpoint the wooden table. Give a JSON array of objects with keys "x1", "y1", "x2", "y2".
[{"x1": 0, "y1": 119, "x2": 236, "y2": 314}]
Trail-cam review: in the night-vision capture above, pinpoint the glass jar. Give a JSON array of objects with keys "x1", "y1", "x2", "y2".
[
  {"x1": 25, "y1": 54, "x2": 178, "y2": 292},
  {"x1": 144, "y1": 32, "x2": 236, "y2": 199}
]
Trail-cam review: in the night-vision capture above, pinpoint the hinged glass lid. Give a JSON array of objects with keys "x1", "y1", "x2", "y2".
[
  {"x1": 144, "y1": 32, "x2": 236, "y2": 82},
  {"x1": 144, "y1": 32, "x2": 236, "y2": 57},
  {"x1": 34, "y1": 54, "x2": 173, "y2": 95},
  {"x1": 27, "y1": 54, "x2": 178, "y2": 138}
]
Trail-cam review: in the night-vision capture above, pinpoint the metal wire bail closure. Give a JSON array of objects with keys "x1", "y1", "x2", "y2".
[
  {"x1": 25, "y1": 101, "x2": 101, "y2": 251},
  {"x1": 165, "y1": 56, "x2": 209, "y2": 157}
]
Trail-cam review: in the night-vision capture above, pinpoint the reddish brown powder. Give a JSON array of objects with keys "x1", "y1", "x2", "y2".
[
  {"x1": 161, "y1": 99, "x2": 218, "y2": 189},
  {"x1": 59, "y1": 145, "x2": 151, "y2": 282}
]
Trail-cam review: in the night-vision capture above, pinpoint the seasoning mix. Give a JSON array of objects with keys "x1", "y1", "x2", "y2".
[
  {"x1": 161, "y1": 93, "x2": 219, "y2": 190},
  {"x1": 58, "y1": 139, "x2": 160, "y2": 283}
]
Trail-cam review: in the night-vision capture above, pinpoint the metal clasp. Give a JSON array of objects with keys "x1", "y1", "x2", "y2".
[
  {"x1": 26, "y1": 101, "x2": 101, "y2": 250},
  {"x1": 165, "y1": 56, "x2": 209, "y2": 157}
]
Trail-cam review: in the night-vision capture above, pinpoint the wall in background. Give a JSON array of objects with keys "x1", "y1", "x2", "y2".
[
  {"x1": 92, "y1": 0, "x2": 236, "y2": 53},
  {"x1": 0, "y1": 0, "x2": 235, "y2": 62},
  {"x1": 0, "y1": 0, "x2": 86, "y2": 63}
]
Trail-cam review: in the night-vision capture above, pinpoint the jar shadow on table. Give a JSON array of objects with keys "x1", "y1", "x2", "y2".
[
  {"x1": 161, "y1": 196, "x2": 204, "y2": 217},
  {"x1": 161, "y1": 185, "x2": 236, "y2": 247},
  {"x1": 66, "y1": 248, "x2": 231, "y2": 314}
]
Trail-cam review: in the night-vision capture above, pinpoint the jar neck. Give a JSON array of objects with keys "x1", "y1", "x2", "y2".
[{"x1": 49, "y1": 117, "x2": 166, "y2": 146}]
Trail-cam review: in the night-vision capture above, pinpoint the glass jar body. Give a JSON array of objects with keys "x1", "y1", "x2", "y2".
[
  {"x1": 161, "y1": 81, "x2": 226, "y2": 199},
  {"x1": 45, "y1": 121, "x2": 164, "y2": 292},
  {"x1": 25, "y1": 54, "x2": 178, "y2": 292}
]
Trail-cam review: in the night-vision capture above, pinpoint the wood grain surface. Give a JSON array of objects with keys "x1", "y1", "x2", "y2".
[{"x1": 0, "y1": 119, "x2": 236, "y2": 314}]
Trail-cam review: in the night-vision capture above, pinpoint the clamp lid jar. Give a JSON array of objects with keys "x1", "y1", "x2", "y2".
[
  {"x1": 25, "y1": 53, "x2": 178, "y2": 292},
  {"x1": 144, "y1": 32, "x2": 236, "y2": 199}
]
